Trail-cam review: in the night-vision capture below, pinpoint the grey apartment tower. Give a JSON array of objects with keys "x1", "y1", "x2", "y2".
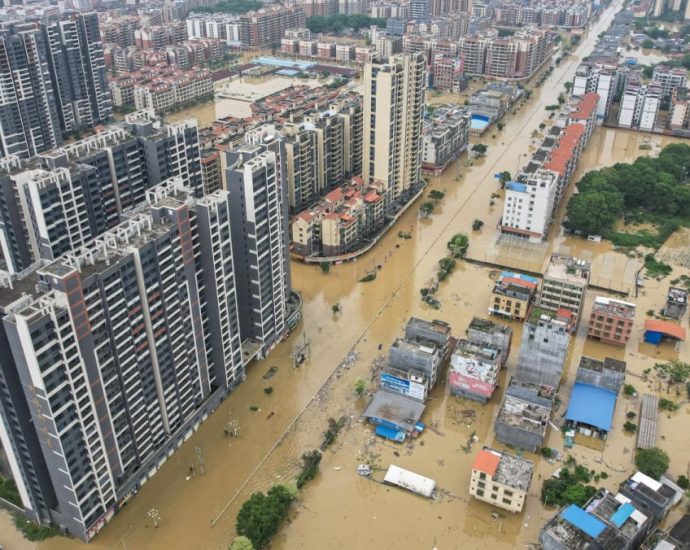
[
  {"x1": 0, "y1": 13, "x2": 112, "y2": 159},
  {"x1": 225, "y1": 139, "x2": 292, "y2": 357},
  {"x1": 0, "y1": 180, "x2": 247, "y2": 541}
]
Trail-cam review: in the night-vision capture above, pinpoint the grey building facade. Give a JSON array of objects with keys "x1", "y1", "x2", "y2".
[
  {"x1": 0, "y1": 180, "x2": 248, "y2": 541},
  {"x1": 225, "y1": 141, "x2": 291, "y2": 356}
]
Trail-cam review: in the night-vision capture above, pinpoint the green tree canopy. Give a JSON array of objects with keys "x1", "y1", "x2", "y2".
[
  {"x1": 236, "y1": 485, "x2": 294, "y2": 549},
  {"x1": 635, "y1": 447, "x2": 670, "y2": 480},
  {"x1": 230, "y1": 536, "x2": 255, "y2": 550}
]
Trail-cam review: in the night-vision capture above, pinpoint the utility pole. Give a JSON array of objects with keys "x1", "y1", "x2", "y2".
[
  {"x1": 225, "y1": 413, "x2": 240, "y2": 438},
  {"x1": 291, "y1": 332, "x2": 311, "y2": 368},
  {"x1": 195, "y1": 446, "x2": 205, "y2": 475}
]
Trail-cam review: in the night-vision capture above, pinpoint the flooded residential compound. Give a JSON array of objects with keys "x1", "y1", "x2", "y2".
[{"x1": 1, "y1": 1, "x2": 689, "y2": 550}]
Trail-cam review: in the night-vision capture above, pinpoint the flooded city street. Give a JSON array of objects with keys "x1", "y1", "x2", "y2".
[{"x1": 0, "y1": 2, "x2": 686, "y2": 549}]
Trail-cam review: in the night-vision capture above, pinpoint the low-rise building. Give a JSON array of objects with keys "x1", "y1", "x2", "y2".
[
  {"x1": 494, "y1": 379, "x2": 554, "y2": 452},
  {"x1": 404, "y1": 317, "x2": 452, "y2": 354},
  {"x1": 587, "y1": 296, "x2": 636, "y2": 346},
  {"x1": 540, "y1": 490, "x2": 653, "y2": 550},
  {"x1": 618, "y1": 472, "x2": 683, "y2": 522},
  {"x1": 466, "y1": 317, "x2": 512, "y2": 366},
  {"x1": 669, "y1": 87, "x2": 690, "y2": 131},
  {"x1": 448, "y1": 339, "x2": 502, "y2": 403},
  {"x1": 389, "y1": 337, "x2": 443, "y2": 388},
  {"x1": 488, "y1": 271, "x2": 538, "y2": 321},
  {"x1": 575, "y1": 356, "x2": 626, "y2": 393},
  {"x1": 652, "y1": 65, "x2": 688, "y2": 96},
  {"x1": 421, "y1": 104, "x2": 471, "y2": 175},
  {"x1": 662, "y1": 286, "x2": 688, "y2": 319},
  {"x1": 501, "y1": 169, "x2": 560, "y2": 242},
  {"x1": 469, "y1": 448, "x2": 534, "y2": 513},
  {"x1": 538, "y1": 254, "x2": 591, "y2": 327}
]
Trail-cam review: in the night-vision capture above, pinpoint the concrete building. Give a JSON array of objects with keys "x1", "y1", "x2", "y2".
[
  {"x1": 225, "y1": 142, "x2": 291, "y2": 357},
  {"x1": 494, "y1": 379, "x2": 553, "y2": 452},
  {"x1": 541, "y1": 490, "x2": 653, "y2": 550},
  {"x1": 618, "y1": 471, "x2": 682, "y2": 522},
  {"x1": 405, "y1": 317, "x2": 452, "y2": 352},
  {"x1": 240, "y1": 5, "x2": 306, "y2": 48},
  {"x1": 0, "y1": 24, "x2": 62, "y2": 158},
  {"x1": 421, "y1": 104, "x2": 470, "y2": 175},
  {"x1": 500, "y1": 169, "x2": 560, "y2": 242},
  {"x1": 587, "y1": 296, "x2": 636, "y2": 346},
  {"x1": 469, "y1": 447, "x2": 534, "y2": 513},
  {"x1": 389, "y1": 337, "x2": 443, "y2": 388},
  {"x1": 669, "y1": 87, "x2": 690, "y2": 130},
  {"x1": 575, "y1": 356, "x2": 626, "y2": 393},
  {"x1": 41, "y1": 13, "x2": 112, "y2": 135},
  {"x1": 448, "y1": 339, "x2": 502, "y2": 402},
  {"x1": 374, "y1": 32, "x2": 402, "y2": 59},
  {"x1": 466, "y1": 316, "x2": 512, "y2": 365},
  {"x1": 362, "y1": 52, "x2": 426, "y2": 213},
  {"x1": 538, "y1": 254, "x2": 590, "y2": 326},
  {"x1": 572, "y1": 63, "x2": 618, "y2": 123},
  {"x1": 0, "y1": 181, "x2": 247, "y2": 541},
  {"x1": 662, "y1": 286, "x2": 688, "y2": 320},
  {"x1": 0, "y1": 112, "x2": 203, "y2": 274},
  {"x1": 200, "y1": 148, "x2": 222, "y2": 194},
  {"x1": 488, "y1": 271, "x2": 538, "y2": 321},
  {"x1": 652, "y1": 65, "x2": 688, "y2": 95},
  {"x1": 515, "y1": 315, "x2": 570, "y2": 389},
  {"x1": 618, "y1": 80, "x2": 662, "y2": 132}
]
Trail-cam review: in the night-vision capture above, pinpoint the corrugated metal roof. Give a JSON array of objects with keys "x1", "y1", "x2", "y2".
[
  {"x1": 610, "y1": 502, "x2": 635, "y2": 527},
  {"x1": 643, "y1": 319, "x2": 686, "y2": 341},
  {"x1": 560, "y1": 504, "x2": 606, "y2": 538},
  {"x1": 637, "y1": 394, "x2": 658, "y2": 450},
  {"x1": 565, "y1": 383, "x2": 617, "y2": 432}
]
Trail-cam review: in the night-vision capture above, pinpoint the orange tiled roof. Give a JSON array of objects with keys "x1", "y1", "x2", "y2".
[{"x1": 473, "y1": 450, "x2": 500, "y2": 476}]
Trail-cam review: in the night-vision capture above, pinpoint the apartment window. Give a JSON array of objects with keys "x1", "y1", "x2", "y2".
[
  {"x1": 478, "y1": 472, "x2": 487, "y2": 480},
  {"x1": 476, "y1": 489, "x2": 484, "y2": 497},
  {"x1": 490, "y1": 493, "x2": 498, "y2": 500},
  {"x1": 502, "y1": 497, "x2": 512, "y2": 505}
]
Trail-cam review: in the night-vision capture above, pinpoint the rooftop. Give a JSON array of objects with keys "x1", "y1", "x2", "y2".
[
  {"x1": 544, "y1": 254, "x2": 591, "y2": 285},
  {"x1": 361, "y1": 390, "x2": 426, "y2": 433},
  {"x1": 468, "y1": 316, "x2": 511, "y2": 336},
  {"x1": 643, "y1": 319, "x2": 686, "y2": 341},
  {"x1": 479, "y1": 447, "x2": 534, "y2": 492},
  {"x1": 496, "y1": 394, "x2": 550, "y2": 435},
  {"x1": 578, "y1": 356, "x2": 626, "y2": 374},
  {"x1": 565, "y1": 382, "x2": 617, "y2": 432},
  {"x1": 592, "y1": 296, "x2": 636, "y2": 319},
  {"x1": 667, "y1": 286, "x2": 688, "y2": 305}
]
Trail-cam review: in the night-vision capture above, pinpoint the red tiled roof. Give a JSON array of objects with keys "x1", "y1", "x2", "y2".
[
  {"x1": 644, "y1": 319, "x2": 686, "y2": 341},
  {"x1": 473, "y1": 450, "x2": 500, "y2": 476},
  {"x1": 501, "y1": 276, "x2": 537, "y2": 289},
  {"x1": 571, "y1": 92, "x2": 599, "y2": 120}
]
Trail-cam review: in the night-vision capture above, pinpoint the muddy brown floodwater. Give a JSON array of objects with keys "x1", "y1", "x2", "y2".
[{"x1": 0, "y1": 2, "x2": 681, "y2": 549}]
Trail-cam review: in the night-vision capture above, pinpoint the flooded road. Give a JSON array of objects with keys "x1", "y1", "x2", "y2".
[{"x1": 0, "y1": 2, "x2": 682, "y2": 549}]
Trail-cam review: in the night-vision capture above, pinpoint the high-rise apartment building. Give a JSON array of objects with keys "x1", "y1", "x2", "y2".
[
  {"x1": 618, "y1": 80, "x2": 662, "y2": 131},
  {"x1": 42, "y1": 13, "x2": 112, "y2": 135},
  {"x1": 362, "y1": 52, "x2": 425, "y2": 211},
  {"x1": 240, "y1": 5, "x2": 306, "y2": 48},
  {"x1": 0, "y1": 14, "x2": 112, "y2": 158},
  {"x1": 572, "y1": 63, "x2": 618, "y2": 123},
  {"x1": 0, "y1": 111, "x2": 202, "y2": 274},
  {"x1": 225, "y1": 141, "x2": 291, "y2": 356},
  {"x1": 0, "y1": 179, "x2": 247, "y2": 541},
  {"x1": 0, "y1": 24, "x2": 62, "y2": 158}
]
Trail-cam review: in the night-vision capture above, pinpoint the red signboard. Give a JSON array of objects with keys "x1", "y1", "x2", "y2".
[{"x1": 448, "y1": 372, "x2": 495, "y2": 398}]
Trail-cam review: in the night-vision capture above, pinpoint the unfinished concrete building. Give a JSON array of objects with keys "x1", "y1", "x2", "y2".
[
  {"x1": 538, "y1": 254, "x2": 590, "y2": 327},
  {"x1": 389, "y1": 337, "x2": 443, "y2": 388},
  {"x1": 448, "y1": 339, "x2": 502, "y2": 403},
  {"x1": 575, "y1": 356, "x2": 626, "y2": 393},
  {"x1": 466, "y1": 317, "x2": 512, "y2": 366},
  {"x1": 540, "y1": 490, "x2": 653, "y2": 550},
  {"x1": 662, "y1": 287, "x2": 688, "y2": 320},
  {"x1": 494, "y1": 379, "x2": 553, "y2": 452},
  {"x1": 405, "y1": 317, "x2": 452, "y2": 354},
  {"x1": 469, "y1": 447, "x2": 534, "y2": 513},
  {"x1": 514, "y1": 315, "x2": 571, "y2": 389}
]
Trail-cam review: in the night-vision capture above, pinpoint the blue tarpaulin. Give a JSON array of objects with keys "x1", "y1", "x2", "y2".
[
  {"x1": 644, "y1": 331, "x2": 663, "y2": 345},
  {"x1": 560, "y1": 505, "x2": 606, "y2": 538},
  {"x1": 610, "y1": 502, "x2": 635, "y2": 527},
  {"x1": 375, "y1": 425, "x2": 405, "y2": 442},
  {"x1": 565, "y1": 383, "x2": 617, "y2": 432},
  {"x1": 506, "y1": 181, "x2": 527, "y2": 193}
]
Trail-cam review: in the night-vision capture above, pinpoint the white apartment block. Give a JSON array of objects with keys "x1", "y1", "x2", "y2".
[
  {"x1": 618, "y1": 80, "x2": 662, "y2": 131},
  {"x1": 572, "y1": 63, "x2": 617, "y2": 123},
  {"x1": 501, "y1": 168, "x2": 559, "y2": 243},
  {"x1": 652, "y1": 66, "x2": 688, "y2": 95}
]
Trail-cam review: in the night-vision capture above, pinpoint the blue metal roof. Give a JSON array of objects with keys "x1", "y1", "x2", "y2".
[
  {"x1": 565, "y1": 383, "x2": 617, "y2": 432},
  {"x1": 506, "y1": 181, "x2": 527, "y2": 193},
  {"x1": 610, "y1": 502, "x2": 635, "y2": 527},
  {"x1": 560, "y1": 504, "x2": 606, "y2": 538}
]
